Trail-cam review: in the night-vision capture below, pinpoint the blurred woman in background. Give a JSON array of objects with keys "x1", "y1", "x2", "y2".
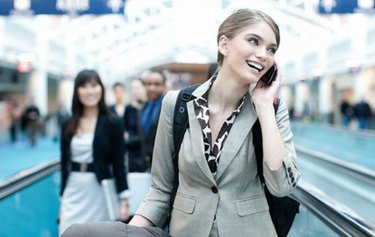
[{"x1": 59, "y1": 69, "x2": 130, "y2": 235}]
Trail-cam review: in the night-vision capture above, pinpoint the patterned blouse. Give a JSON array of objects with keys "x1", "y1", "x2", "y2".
[{"x1": 193, "y1": 78, "x2": 246, "y2": 176}]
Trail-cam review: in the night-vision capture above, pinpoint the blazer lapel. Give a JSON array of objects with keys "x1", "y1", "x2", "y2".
[
  {"x1": 215, "y1": 94, "x2": 257, "y2": 181},
  {"x1": 186, "y1": 81, "x2": 216, "y2": 184},
  {"x1": 93, "y1": 115, "x2": 105, "y2": 160}
]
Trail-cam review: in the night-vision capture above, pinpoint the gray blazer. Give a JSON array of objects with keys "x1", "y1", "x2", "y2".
[{"x1": 136, "y1": 80, "x2": 300, "y2": 237}]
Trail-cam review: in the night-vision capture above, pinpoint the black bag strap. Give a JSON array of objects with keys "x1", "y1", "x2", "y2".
[
  {"x1": 163, "y1": 84, "x2": 199, "y2": 231},
  {"x1": 172, "y1": 84, "x2": 200, "y2": 162},
  {"x1": 253, "y1": 96, "x2": 280, "y2": 184},
  {"x1": 171, "y1": 84, "x2": 199, "y2": 200}
]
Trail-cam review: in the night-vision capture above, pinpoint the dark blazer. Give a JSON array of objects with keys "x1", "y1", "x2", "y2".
[
  {"x1": 108, "y1": 104, "x2": 125, "y2": 118},
  {"x1": 123, "y1": 104, "x2": 147, "y2": 172},
  {"x1": 60, "y1": 115, "x2": 128, "y2": 196},
  {"x1": 141, "y1": 98, "x2": 163, "y2": 161},
  {"x1": 124, "y1": 104, "x2": 142, "y2": 152}
]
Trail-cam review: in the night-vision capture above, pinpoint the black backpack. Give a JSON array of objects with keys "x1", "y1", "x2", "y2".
[{"x1": 169, "y1": 85, "x2": 299, "y2": 237}]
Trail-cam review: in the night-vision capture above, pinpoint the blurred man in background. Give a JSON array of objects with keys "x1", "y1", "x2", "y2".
[
  {"x1": 140, "y1": 70, "x2": 167, "y2": 171},
  {"x1": 109, "y1": 82, "x2": 128, "y2": 118}
]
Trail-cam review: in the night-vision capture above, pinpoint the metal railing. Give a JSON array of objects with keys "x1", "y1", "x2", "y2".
[
  {"x1": 0, "y1": 159, "x2": 60, "y2": 200},
  {"x1": 1, "y1": 158, "x2": 374, "y2": 236},
  {"x1": 292, "y1": 180, "x2": 375, "y2": 237},
  {"x1": 296, "y1": 145, "x2": 375, "y2": 186}
]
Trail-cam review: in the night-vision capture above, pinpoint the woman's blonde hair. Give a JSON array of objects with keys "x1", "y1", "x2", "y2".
[{"x1": 217, "y1": 9, "x2": 280, "y2": 65}]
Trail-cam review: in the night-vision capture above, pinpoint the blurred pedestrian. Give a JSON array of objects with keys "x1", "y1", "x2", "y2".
[
  {"x1": 124, "y1": 78, "x2": 148, "y2": 172},
  {"x1": 109, "y1": 82, "x2": 128, "y2": 118},
  {"x1": 59, "y1": 69, "x2": 130, "y2": 235},
  {"x1": 354, "y1": 98, "x2": 372, "y2": 129},
  {"x1": 140, "y1": 70, "x2": 167, "y2": 171},
  {"x1": 340, "y1": 98, "x2": 353, "y2": 127},
  {"x1": 108, "y1": 82, "x2": 129, "y2": 172},
  {"x1": 57, "y1": 104, "x2": 70, "y2": 129},
  {"x1": 54, "y1": 104, "x2": 70, "y2": 141},
  {"x1": 6, "y1": 99, "x2": 19, "y2": 144},
  {"x1": 20, "y1": 98, "x2": 41, "y2": 147}
]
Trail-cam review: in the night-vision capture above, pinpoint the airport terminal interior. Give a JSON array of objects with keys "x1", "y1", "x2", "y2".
[{"x1": 0, "y1": 0, "x2": 374, "y2": 236}]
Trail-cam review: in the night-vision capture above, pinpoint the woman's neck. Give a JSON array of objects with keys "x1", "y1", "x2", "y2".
[
  {"x1": 82, "y1": 106, "x2": 99, "y2": 118},
  {"x1": 132, "y1": 99, "x2": 145, "y2": 109},
  {"x1": 115, "y1": 99, "x2": 124, "y2": 106},
  {"x1": 209, "y1": 70, "x2": 248, "y2": 109}
]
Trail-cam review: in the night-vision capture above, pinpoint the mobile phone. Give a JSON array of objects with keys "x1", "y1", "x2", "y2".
[{"x1": 260, "y1": 65, "x2": 277, "y2": 85}]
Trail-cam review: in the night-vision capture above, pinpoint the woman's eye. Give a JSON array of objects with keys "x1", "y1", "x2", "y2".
[
  {"x1": 268, "y1": 47, "x2": 277, "y2": 54},
  {"x1": 90, "y1": 82, "x2": 99, "y2": 87},
  {"x1": 248, "y1": 38, "x2": 258, "y2": 45}
]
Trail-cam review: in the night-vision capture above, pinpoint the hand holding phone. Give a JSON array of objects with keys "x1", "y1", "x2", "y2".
[{"x1": 260, "y1": 65, "x2": 278, "y2": 85}]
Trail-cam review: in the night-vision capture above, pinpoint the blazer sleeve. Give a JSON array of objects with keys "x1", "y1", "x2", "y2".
[
  {"x1": 262, "y1": 101, "x2": 300, "y2": 197},
  {"x1": 109, "y1": 116, "x2": 129, "y2": 193},
  {"x1": 135, "y1": 91, "x2": 179, "y2": 227}
]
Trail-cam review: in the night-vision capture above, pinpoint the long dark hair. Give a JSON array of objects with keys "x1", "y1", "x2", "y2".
[{"x1": 64, "y1": 69, "x2": 109, "y2": 137}]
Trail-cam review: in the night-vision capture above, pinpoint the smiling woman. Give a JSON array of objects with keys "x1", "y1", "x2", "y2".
[
  {"x1": 59, "y1": 69, "x2": 130, "y2": 235},
  {"x1": 128, "y1": 8, "x2": 300, "y2": 237}
]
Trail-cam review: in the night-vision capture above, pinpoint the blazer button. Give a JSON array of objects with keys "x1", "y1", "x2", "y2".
[
  {"x1": 288, "y1": 167, "x2": 292, "y2": 173},
  {"x1": 211, "y1": 186, "x2": 218, "y2": 194}
]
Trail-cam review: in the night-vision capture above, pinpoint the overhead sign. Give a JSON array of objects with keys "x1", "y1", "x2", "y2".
[
  {"x1": 319, "y1": 0, "x2": 375, "y2": 14},
  {"x1": 0, "y1": 0, "x2": 126, "y2": 15}
]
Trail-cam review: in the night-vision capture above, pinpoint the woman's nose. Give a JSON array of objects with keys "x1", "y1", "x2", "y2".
[
  {"x1": 255, "y1": 47, "x2": 267, "y2": 60},
  {"x1": 88, "y1": 85, "x2": 97, "y2": 92}
]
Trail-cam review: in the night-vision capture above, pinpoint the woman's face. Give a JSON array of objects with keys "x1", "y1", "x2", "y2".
[
  {"x1": 77, "y1": 79, "x2": 102, "y2": 108},
  {"x1": 131, "y1": 80, "x2": 147, "y2": 102},
  {"x1": 220, "y1": 21, "x2": 278, "y2": 84}
]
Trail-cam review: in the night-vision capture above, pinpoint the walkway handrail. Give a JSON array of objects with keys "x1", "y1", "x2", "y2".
[
  {"x1": 1, "y1": 158, "x2": 374, "y2": 236},
  {"x1": 0, "y1": 158, "x2": 60, "y2": 200},
  {"x1": 292, "y1": 180, "x2": 375, "y2": 237},
  {"x1": 296, "y1": 144, "x2": 375, "y2": 185},
  {"x1": 291, "y1": 121, "x2": 375, "y2": 138}
]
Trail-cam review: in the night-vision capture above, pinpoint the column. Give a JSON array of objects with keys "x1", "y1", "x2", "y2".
[
  {"x1": 319, "y1": 77, "x2": 333, "y2": 123},
  {"x1": 59, "y1": 78, "x2": 74, "y2": 111},
  {"x1": 349, "y1": 15, "x2": 368, "y2": 102},
  {"x1": 59, "y1": 23, "x2": 77, "y2": 111},
  {"x1": 28, "y1": 17, "x2": 49, "y2": 116},
  {"x1": 295, "y1": 81, "x2": 310, "y2": 119},
  {"x1": 279, "y1": 85, "x2": 292, "y2": 108}
]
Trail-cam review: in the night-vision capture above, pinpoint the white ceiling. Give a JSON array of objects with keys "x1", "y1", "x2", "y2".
[{"x1": 9, "y1": 0, "x2": 348, "y2": 78}]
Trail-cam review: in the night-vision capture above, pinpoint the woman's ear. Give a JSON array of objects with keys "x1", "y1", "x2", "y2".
[{"x1": 218, "y1": 35, "x2": 228, "y2": 56}]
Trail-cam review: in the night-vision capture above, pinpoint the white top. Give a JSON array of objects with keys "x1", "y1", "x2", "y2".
[
  {"x1": 71, "y1": 133, "x2": 94, "y2": 163},
  {"x1": 59, "y1": 133, "x2": 109, "y2": 236}
]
